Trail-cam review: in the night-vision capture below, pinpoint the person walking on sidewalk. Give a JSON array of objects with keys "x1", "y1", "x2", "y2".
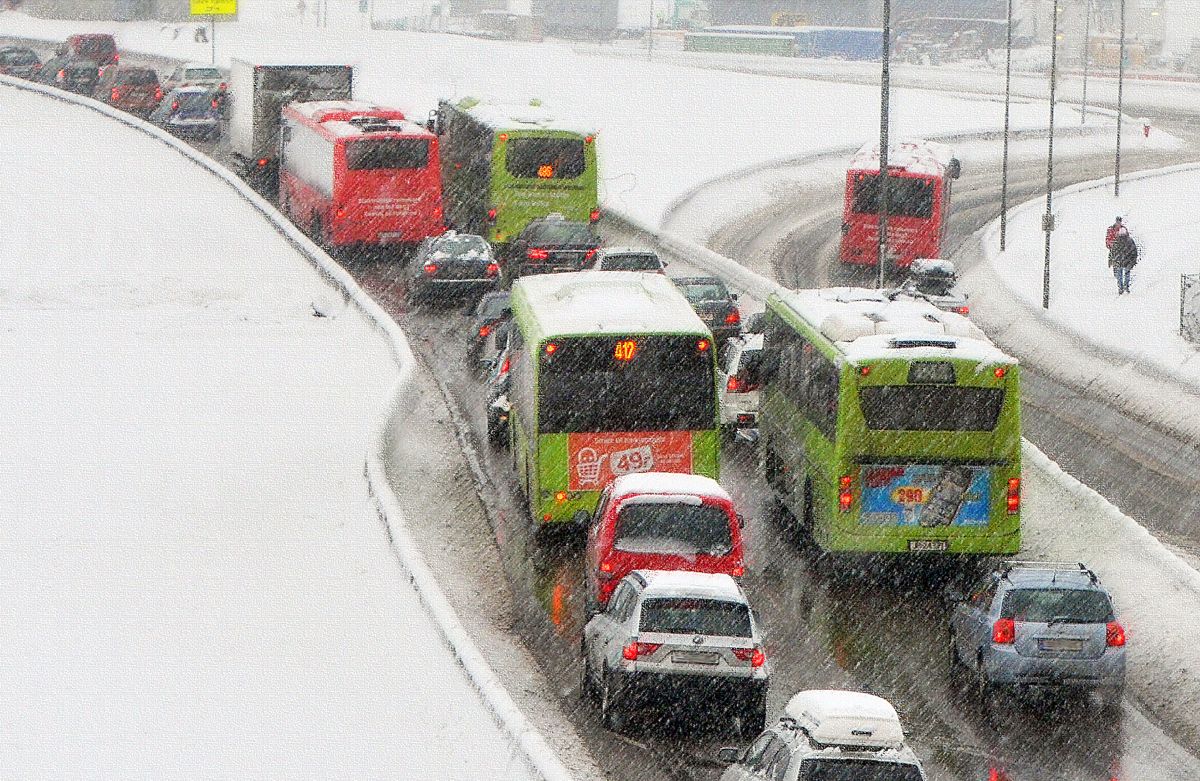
[{"x1": 1108, "y1": 226, "x2": 1138, "y2": 295}]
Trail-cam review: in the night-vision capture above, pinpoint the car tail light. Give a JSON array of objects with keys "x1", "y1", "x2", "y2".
[
  {"x1": 218, "y1": 82, "x2": 227, "y2": 91},
  {"x1": 154, "y1": 86, "x2": 163, "y2": 102},
  {"x1": 731, "y1": 564, "x2": 745, "y2": 577},
  {"x1": 622, "y1": 641, "x2": 661, "y2": 661},
  {"x1": 113, "y1": 53, "x2": 119, "y2": 63},
  {"x1": 1006, "y1": 478, "x2": 1020, "y2": 515},
  {"x1": 211, "y1": 99, "x2": 219, "y2": 109},
  {"x1": 486, "y1": 208, "x2": 497, "y2": 222},
  {"x1": 423, "y1": 263, "x2": 438, "y2": 275},
  {"x1": 56, "y1": 68, "x2": 65, "y2": 81},
  {"x1": 599, "y1": 559, "x2": 614, "y2": 575},
  {"x1": 110, "y1": 87, "x2": 120, "y2": 101},
  {"x1": 584, "y1": 248, "x2": 597, "y2": 261},
  {"x1": 500, "y1": 356, "x2": 510, "y2": 375},
  {"x1": 479, "y1": 324, "x2": 491, "y2": 338},
  {"x1": 527, "y1": 248, "x2": 549, "y2": 261},
  {"x1": 992, "y1": 618, "x2": 1016, "y2": 644},
  {"x1": 724, "y1": 309, "x2": 741, "y2": 325},
  {"x1": 589, "y1": 208, "x2": 600, "y2": 222},
  {"x1": 1106, "y1": 621, "x2": 1126, "y2": 647},
  {"x1": 486, "y1": 262, "x2": 500, "y2": 277},
  {"x1": 727, "y1": 375, "x2": 744, "y2": 393},
  {"x1": 732, "y1": 647, "x2": 766, "y2": 667},
  {"x1": 336, "y1": 205, "x2": 346, "y2": 218},
  {"x1": 838, "y1": 474, "x2": 854, "y2": 512},
  {"x1": 953, "y1": 305, "x2": 970, "y2": 315},
  {"x1": 257, "y1": 158, "x2": 269, "y2": 167}
]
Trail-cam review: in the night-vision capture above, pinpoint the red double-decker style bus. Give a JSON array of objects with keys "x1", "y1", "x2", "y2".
[
  {"x1": 839, "y1": 139, "x2": 960, "y2": 269},
  {"x1": 279, "y1": 100, "x2": 445, "y2": 250}
]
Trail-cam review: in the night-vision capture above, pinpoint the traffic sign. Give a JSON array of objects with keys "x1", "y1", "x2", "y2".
[{"x1": 191, "y1": 0, "x2": 237, "y2": 16}]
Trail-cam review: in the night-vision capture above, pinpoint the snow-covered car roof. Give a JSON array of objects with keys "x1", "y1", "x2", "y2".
[
  {"x1": 514, "y1": 271, "x2": 707, "y2": 338},
  {"x1": 784, "y1": 690, "x2": 907, "y2": 750},
  {"x1": 730, "y1": 332, "x2": 764, "y2": 351},
  {"x1": 596, "y1": 247, "x2": 658, "y2": 258},
  {"x1": 631, "y1": 570, "x2": 746, "y2": 602},
  {"x1": 610, "y1": 472, "x2": 731, "y2": 503},
  {"x1": 848, "y1": 138, "x2": 957, "y2": 178},
  {"x1": 909, "y1": 258, "x2": 957, "y2": 276}
]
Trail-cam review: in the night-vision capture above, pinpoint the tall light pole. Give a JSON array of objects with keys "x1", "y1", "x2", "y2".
[
  {"x1": 1043, "y1": 1, "x2": 1061, "y2": 310},
  {"x1": 1115, "y1": 0, "x2": 1126, "y2": 195},
  {"x1": 1081, "y1": 0, "x2": 1092, "y2": 123},
  {"x1": 876, "y1": 0, "x2": 892, "y2": 290},
  {"x1": 1000, "y1": 0, "x2": 1013, "y2": 251}
]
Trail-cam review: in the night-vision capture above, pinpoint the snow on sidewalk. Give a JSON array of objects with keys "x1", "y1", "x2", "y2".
[{"x1": 0, "y1": 84, "x2": 535, "y2": 778}]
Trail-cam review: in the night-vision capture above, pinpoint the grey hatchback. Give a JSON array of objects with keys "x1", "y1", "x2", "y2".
[{"x1": 949, "y1": 561, "x2": 1126, "y2": 710}]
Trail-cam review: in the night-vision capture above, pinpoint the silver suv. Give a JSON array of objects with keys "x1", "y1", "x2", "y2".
[
  {"x1": 948, "y1": 561, "x2": 1126, "y2": 710},
  {"x1": 718, "y1": 689, "x2": 927, "y2": 781},
  {"x1": 581, "y1": 570, "x2": 769, "y2": 735}
]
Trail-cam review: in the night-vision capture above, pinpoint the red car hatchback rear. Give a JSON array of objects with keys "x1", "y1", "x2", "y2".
[
  {"x1": 585, "y1": 472, "x2": 746, "y2": 617},
  {"x1": 100, "y1": 66, "x2": 162, "y2": 116}
]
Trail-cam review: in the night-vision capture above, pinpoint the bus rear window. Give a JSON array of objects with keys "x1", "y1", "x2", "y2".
[
  {"x1": 538, "y1": 336, "x2": 714, "y2": 433},
  {"x1": 505, "y1": 137, "x2": 586, "y2": 179},
  {"x1": 859, "y1": 386, "x2": 1004, "y2": 431},
  {"x1": 639, "y1": 598, "x2": 751, "y2": 638},
  {"x1": 852, "y1": 174, "x2": 935, "y2": 219},
  {"x1": 346, "y1": 139, "x2": 430, "y2": 171}
]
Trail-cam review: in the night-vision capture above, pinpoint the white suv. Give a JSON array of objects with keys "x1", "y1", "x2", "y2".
[
  {"x1": 717, "y1": 333, "x2": 764, "y2": 432},
  {"x1": 718, "y1": 690, "x2": 927, "y2": 781},
  {"x1": 581, "y1": 570, "x2": 769, "y2": 736}
]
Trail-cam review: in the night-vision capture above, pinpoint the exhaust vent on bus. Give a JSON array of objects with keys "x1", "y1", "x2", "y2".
[{"x1": 889, "y1": 337, "x2": 957, "y2": 350}]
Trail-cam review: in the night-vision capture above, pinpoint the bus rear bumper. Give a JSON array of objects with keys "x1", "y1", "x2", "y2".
[{"x1": 821, "y1": 528, "x2": 1021, "y2": 555}]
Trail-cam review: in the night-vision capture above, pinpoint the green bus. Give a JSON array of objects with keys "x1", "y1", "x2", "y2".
[
  {"x1": 508, "y1": 271, "x2": 720, "y2": 527},
  {"x1": 432, "y1": 98, "x2": 600, "y2": 253},
  {"x1": 759, "y1": 288, "x2": 1021, "y2": 555}
]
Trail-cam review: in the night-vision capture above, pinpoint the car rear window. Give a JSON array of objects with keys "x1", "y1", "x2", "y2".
[
  {"x1": 176, "y1": 91, "x2": 216, "y2": 112},
  {"x1": 505, "y1": 137, "x2": 586, "y2": 179},
  {"x1": 117, "y1": 69, "x2": 157, "y2": 85},
  {"x1": 74, "y1": 37, "x2": 115, "y2": 59},
  {"x1": 1001, "y1": 588, "x2": 1115, "y2": 624},
  {"x1": 602, "y1": 253, "x2": 659, "y2": 271},
  {"x1": 677, "y1": 280, "x2": 731, "y2": 304},
  {"x1": 799, "y1": 758, "x2": 924, "y2": 781},
  {"x1": 615, "y1": 501, "x2": 733, "y2": 556},
  {"x1": 524, "y1": 221, "x2": 598, "y2": 246},
  {"x1": 639, "y1": 598, "x2": 751, "y2": 637},
  {"x1": 185, "y1": 67, "x2": 222, "y2": 80},
  {"x1": 475, "y1": 293, "x2": 511, "y2": 320},
  {"x1": 1, "y1": 49, "x2": 38, "y2": 65}
]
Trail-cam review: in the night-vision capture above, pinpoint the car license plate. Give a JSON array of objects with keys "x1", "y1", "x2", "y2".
[
  {"x1": 672, "y1": 651, "x2": 720, "y2": 666},
  {"x1": 1039, "y1": 638, "x2": 1084, "y2": 652},
  {"x1": 379, "y1": 232, "x2": 404, "y2": 242},
  {"x1": 908, "y1": 539, "x2": 948, "y2": 552}
]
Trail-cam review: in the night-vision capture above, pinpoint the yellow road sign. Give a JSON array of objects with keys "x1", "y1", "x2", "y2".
[{"x1": 191, "y1": 0, "x2": 237, "y2": 15}]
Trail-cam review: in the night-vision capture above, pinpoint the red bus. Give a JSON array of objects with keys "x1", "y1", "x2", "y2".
[
  {"x1": 279, "y1": 100, "x2": 445, "y2": 249},
  {"x1": 839, "y1": 139, "x2": 961, "y2": 269}
]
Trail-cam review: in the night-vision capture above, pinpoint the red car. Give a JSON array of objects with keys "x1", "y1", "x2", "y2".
[
  {"x1": 584, "y1": 472, "x2": 746, "y2": 617},
  {"x1": 99, "y1": 66, "x2": 162, "y2": 116},
  {"x1": 66, "y1": 34, "x2": 118, "y2": 68}
]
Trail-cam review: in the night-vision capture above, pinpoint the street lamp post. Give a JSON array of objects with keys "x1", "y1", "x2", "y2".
[
  {"x1": 1043, "y1": 1, "x2": 1061, "y2": 310},
  {"x1": 1000, "y1": 0, "x2": 1013, "y2": 251},
  {"x1": 877, "y1": 0, "x2": 892, "y2": 290},
  {"x1": 1081, "y1": 0, "x2": 1092, "y2": 123},
  {"x1": 1115, "y1": 0, "x2": 1126, "y2": 195}
]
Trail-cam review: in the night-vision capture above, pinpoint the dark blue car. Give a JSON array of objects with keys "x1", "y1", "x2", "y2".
[{"x1": 149, "y1": 86, "x2": 221, "y2": 142}]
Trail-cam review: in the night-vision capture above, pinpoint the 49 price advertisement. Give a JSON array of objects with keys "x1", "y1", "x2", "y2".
[{"x1": 567, "y1": 432, "x2": 693, "y2": 490}]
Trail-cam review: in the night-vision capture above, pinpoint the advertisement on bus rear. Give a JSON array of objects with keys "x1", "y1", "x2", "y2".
[
  {"x1": 859, "y1": 464, "x2": 991, "y2": 527},
  {"x1": 567, "y1": 432, "x2": 693, "y2": 490}
]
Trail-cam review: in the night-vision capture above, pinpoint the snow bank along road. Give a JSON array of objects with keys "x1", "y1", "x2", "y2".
[{"x1": 0, "y1": 79, "x2": 558, "y2": 779}]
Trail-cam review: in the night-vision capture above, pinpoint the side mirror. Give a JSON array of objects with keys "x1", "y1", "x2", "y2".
[
  {"x1": 736, "y1": 513, "x2": 747, "y2": 529},
  {"x1": 944, "y1": 587, "x2": 966, "y2": 605},
  {"x1": 947, "y1": 157, "x2": 962, "y2": 180},
  {"x1": 717, "y1": 747, "x2": 744, "y2": 764},
  {"x1": 731, "y1": 293, "x2": 739, "y2": 302},
  {"x1": 426, "y1": 109, "x2": 440, "y2": 135}
]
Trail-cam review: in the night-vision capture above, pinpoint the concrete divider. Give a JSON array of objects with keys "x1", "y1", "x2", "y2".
[{"x1": 0, "y1": 72, "x2": 575, "y2": 781}]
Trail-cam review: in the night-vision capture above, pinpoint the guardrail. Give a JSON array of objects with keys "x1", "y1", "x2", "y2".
[{"x1": 1183, "y1": 273, "x2": 1200, "y2": 344}]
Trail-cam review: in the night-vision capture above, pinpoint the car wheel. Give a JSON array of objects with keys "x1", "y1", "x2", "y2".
[
  {"x1": 600, "y1": 669, "x2": 631, "y2": 734},
  {"x1": 580, "y1": 646, "x2": 594, "y2": 702},
  {"x1": 739, "y1": 694, "x2": 767, "y2": 739},
  {"x1": 486, "y1": 413, "x2": 503, "y2": 448}
]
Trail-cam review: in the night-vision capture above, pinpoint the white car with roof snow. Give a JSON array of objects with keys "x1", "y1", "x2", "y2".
[
  {"x1": 718, "y1": 689, "x2": 927, "y2": 781},
  {"x1": 717, "y1": 333, "x2": 764, "y2": 431},
  {"x1": 581, "y1": 570, "x2": 769, "y2": 736},
  {"x1": 162, "y1": 62, "x2": 227, "y2": 92}
]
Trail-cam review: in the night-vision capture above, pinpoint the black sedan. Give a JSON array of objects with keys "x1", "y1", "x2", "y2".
[
  {"x1": 672, "y1": 275, "x2": 742, "y2": 344},
  {"x1": 407, "y1": 232, "x2": 499, "y2": 305},
  {"x1": 0, "y1": 46, "x2": 42, "y2": 80},
  {"x1": 507, "y1": 213, "x2": 600, "y2": 281}
]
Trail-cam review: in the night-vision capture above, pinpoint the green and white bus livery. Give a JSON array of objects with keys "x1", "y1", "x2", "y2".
[
  {"x1": 508, "y1": 271, "x2": 720, "y2": 527},
  {"x1": 432, "y1": 98, "x2": 600, "y2": 252},
  {"x1": 760, "y1": 288, "x2": 1021, "y2": 555}
]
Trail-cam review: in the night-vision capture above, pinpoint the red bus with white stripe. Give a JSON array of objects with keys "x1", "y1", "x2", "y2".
[
  {"x1": 839, "y1": 139, "x2": 961, "y2": 269},
  {"x1": 279, "y1": 101, "x2": 445, "y2": 249}
]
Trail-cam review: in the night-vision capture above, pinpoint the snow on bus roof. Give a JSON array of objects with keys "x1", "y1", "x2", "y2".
[
  {"x1": 288, "y1": 100, "x2": 402, "y2": 123},
  {"x1": 323, "y1": 118, "x2": 431, "y2": 138},
  {"x1": 776, "y1": 288, "x2": 1014, "y2": 366},
  {"x1": 515, "y1": 271, "x2": 707, "y2": 337},
  {"x1": 454, "y1": 98, "x2": 595, "y2": 136},
  {"x1": 848, "y1": 138, "x2": 956, "y2": 177}
]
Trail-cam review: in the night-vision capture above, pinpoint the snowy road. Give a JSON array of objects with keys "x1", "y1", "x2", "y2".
[{"x1": 0, "y1": 82, "x2": 538, "y2": 778}]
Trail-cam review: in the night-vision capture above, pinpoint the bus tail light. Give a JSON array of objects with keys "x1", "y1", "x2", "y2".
[
  {"x1": 623, "y1": 641, "x2": 661, "y2": 661},
  {"x1": 994, "y1": 367, "x2": 1007, "y2": 379},
  {"x1": 838, "y1": 474, "x2": 854, "y2": 512},
  {"x1": 1106, "y1": 621, "x2": 1126, "y2": 647},
  {"x1": 486, "y1": 208, "x2": 497, "y2": 222},
  {"x1": 732, "y1": 647, "x2": 766, "y2": 668},
  {"x1": 992, "y1": 618, "x2": 1016, "y2": 644},
  {"x1": 1006, "y1": 478, "x2": 1020, "y2": 515},
  {"x1": 486, "y1": 262, "x2": 500, "y2": 277},
  {"x1": 724, "y1": 310, "x2": 741, "y2": 325},
  {"x1": 697, "y1": 339, "x2": 710, "y2": 352},
  {"x1": 527, "y1": 248, "x2": 549, "y2": 261},
  {"x1": 589, "y1": 208, "x2": 601, "y2": 222},
  {"x1": 423, "y1": 263, "x2": 438, "y2": 275}
]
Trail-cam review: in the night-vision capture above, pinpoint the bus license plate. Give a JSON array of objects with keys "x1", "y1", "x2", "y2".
[{"x1": 908, "y1": 540, "x2": 948, "y2": 552}]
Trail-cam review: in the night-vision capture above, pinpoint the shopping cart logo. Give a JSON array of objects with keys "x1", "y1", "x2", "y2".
[{"x1": 575, "y1": 448, "x2": 608, "y2": 487}]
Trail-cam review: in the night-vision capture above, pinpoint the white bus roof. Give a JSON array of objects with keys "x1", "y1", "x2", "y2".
[
  {"x1": 232, "y1": 56, "x2": 354, "y2": 68},
  {"x1": 288, "y1": 100, "x2": 398, "y2": 122},
  {"x1": 848, "y1": 138, "x2": 956, "y2": 177},
  {"x1": 323, "y1": 119, "x2": 430, "y2": 139},
  {"x1": 452, "y1": 99, "x2": 595, "y2": 135},
  {"x1": 775, "y1": 288, "x2": 1014, "y2": 366},
  {"x1": 514, "y1": 271, "x2": 708, "y2": 338}
]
